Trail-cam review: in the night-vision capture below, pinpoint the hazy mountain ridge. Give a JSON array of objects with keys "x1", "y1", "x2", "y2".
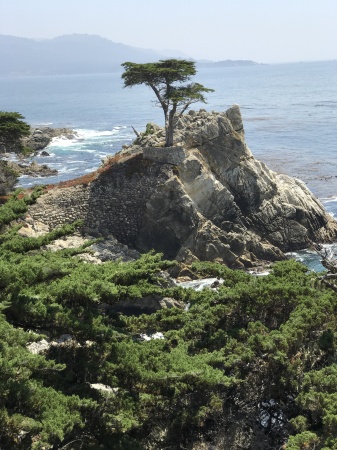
[
  {"x1": 0, "y1": 34, "x2": 260, "y2": 76},
  {"x1": 0, "y1": 34, "x2": 174, "y2": 76}
]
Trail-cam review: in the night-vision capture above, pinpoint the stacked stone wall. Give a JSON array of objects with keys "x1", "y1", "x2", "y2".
[
  {"x1": 28, "y1": 185, "x2": 90, "y2": 229},
  {"x1": 84, "y1": 155, "x2": 169, "y2": 245},
  {"x1": 28, "y1": 154, "x2": 170, "y2": 246}
]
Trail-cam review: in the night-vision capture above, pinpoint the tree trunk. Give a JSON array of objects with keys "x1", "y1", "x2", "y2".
[{"x1": 165, "y1": 106, "x2": 177, "y2": 147}]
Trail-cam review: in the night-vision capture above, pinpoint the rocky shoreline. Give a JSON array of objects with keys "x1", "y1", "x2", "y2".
[
  {"x1": 5, "y1": 127, "x2": 77, "y2": 182},
  {"x1": 23, "y1": 126, "x2": 77, "y2": 153}
]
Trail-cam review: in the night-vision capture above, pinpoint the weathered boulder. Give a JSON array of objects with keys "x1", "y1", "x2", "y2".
[
  {"x1": 27, "y1": 106, "x2": 337, "y2": 267},
  {"x1": 17, "y1": 219, "x2": 49, "y2": 238}
]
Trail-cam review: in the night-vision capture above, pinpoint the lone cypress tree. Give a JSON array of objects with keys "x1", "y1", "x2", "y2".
[{"x1": 121, "y1": 59, "x2": 213, "y2": 147}]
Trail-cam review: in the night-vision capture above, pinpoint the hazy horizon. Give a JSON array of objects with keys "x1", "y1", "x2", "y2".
[
  {"x1": 1, "y1": 33, "x2": 336, "y2": 66},
  {"x1": 1, "y1": 0, "x2": 337, "y2": 64}
]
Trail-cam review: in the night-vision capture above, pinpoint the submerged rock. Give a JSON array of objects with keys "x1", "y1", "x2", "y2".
[{"x1": 27, "y1": 106, "x2": 337, "y2": 267}]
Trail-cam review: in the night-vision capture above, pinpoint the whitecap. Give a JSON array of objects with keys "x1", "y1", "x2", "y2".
[
  {"x1": 56, "y1": 167, "x2": 78, "y2": 174},
  {"x1": 48, "y1": 136, "x2": 80, "y2": 148},
  {"x1": 75, "y1": 129, "x2": 116, "y2": 139},
  {"x1": 322, "y1": 196, "x2": 337, "y2": 204},
  {"x1": 48, "y1": 129, "x2": 123, "y2": 149},
  {"x1": 285, "y1": 252, "x2": 299, "y2": 257}
]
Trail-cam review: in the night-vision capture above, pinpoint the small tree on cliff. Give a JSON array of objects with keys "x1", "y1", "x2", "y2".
[
  {"x1": 0, "y1": 112, "x2": 31, "y2": 194},
  {"x1": 121, "y1": 59, "x2": 214, "y2": 147},
  {"x1": 0, "y1": 111, "x2": 30, "y2": 154}
]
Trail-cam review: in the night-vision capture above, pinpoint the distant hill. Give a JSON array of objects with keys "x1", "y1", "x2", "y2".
[
  {"x1": 0, "y1": 34, "x2": 184, "y2": 76},
  {"x1": 0, "y1": 34, "x2": 261, "y2": 76}
]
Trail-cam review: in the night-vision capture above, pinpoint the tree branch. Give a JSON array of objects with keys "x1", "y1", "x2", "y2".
[{"x1": 148, "y1": 82, "x2": 168, "y2": 117}]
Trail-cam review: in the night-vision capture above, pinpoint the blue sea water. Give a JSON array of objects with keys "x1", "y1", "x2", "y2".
[{"x1": 0, "y1": 61, "x2": 337, "y2": 269}]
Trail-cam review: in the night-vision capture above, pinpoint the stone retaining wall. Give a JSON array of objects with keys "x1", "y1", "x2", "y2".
[
  {"x1": 28, "y1": 154, "x2": 170, "y2": 247},
  {"x1": 143, "y1": 146, "x2": 186, "y2": 165},
  {"x1": 28, "y1": 185, "x2": 90, "y2": 229}
]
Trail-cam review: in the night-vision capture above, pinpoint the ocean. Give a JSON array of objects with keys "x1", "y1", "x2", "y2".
[{"x1": 1, "y1": 61, "x2": 337, "y2": 269}]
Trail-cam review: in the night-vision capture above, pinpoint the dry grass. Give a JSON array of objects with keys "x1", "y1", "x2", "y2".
[{"x1": 44, "y1": 151, "x2": 140, "y2": 190}]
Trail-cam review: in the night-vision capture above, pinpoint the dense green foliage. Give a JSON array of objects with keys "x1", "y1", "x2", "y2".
[
  {"x1": 0, "y1": 111, "x2": 31, "y2": 154},
  {"x1": 121, "y1": 59, "x2": 213, "y2": 147},
  {"x1": 0, "y1": 187, "x2": 44, "y2": 227},
  {"x1": 2, "y1": 193, "x2": 337, "y2": 448},
  {"x1": 0, "y1": 112, "x2": 33, "y2": 195}
]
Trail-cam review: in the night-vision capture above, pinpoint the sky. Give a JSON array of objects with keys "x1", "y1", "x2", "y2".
[{"x1": 1, "y1": 0, "x2": 337, "y2": 63}]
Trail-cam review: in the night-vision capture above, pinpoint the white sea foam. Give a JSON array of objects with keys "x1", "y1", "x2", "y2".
[
  {"x1": 76, "y1": 129, "x2": 116, "y2": 139},
  {"x1": 48, "y1": 128, "x2": 124, "y2": 149},
  {"x1": 48, "y1": 136, "x2": 79, "y2": 148},
  {"x1": 285, "y1": 252, "x2": 299, "y2": 257},
  {"x1": 56, "y1": 166, "x2": 78, "y2": 174},
  {"x1": 72, "y1": 148, "x2": 97, "y2": 154},
  {"x1": 321, "y1": 196, "x2": 337, "y2": 203}
]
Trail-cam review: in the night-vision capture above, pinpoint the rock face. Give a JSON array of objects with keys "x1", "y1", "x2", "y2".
[{"x1": 27, "y1": 106, "x2": 337, "y2": 267}]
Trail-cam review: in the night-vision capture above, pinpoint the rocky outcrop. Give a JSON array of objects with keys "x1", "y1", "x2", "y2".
[
  {"x1": 27, "y1": 106, "x2": 337, "y2": 267},
  {"x1": 0, "y1": 127, "x2": 68, "y2": 194},
  {"x1": 8, "y1": 160, "x2": 58, "y2": 177},
  {"x1": 23, "y1": 127, "x2": 77, "y2": 152}
]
